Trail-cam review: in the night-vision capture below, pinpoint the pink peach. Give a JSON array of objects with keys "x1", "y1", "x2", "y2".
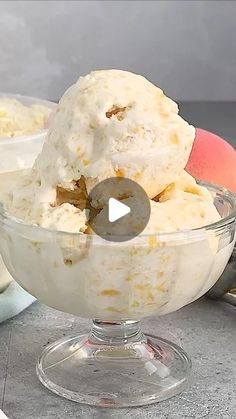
[{"x1": 186, "y1": 128, "x2": 236, "y2": 194}]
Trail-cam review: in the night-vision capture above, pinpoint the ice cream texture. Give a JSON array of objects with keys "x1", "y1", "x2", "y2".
[
  {"x1": 0, "y1": 98, "x2": 51, "y2": 138},
  {"x1": 33, "y1": 69, "x2": 195, "y2": 199},
  {"x1": 4, "y1": 69, "x2": 219, "y2": 232},
  {"x1": 1, "y1": 70, "x2": 232, "y2": 319},
  {"x1": 93, "y1": 171, "x2": 220, "y2": 237}
]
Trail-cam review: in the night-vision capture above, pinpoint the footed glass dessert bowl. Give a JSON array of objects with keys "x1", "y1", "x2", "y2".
[{"x1": 0, "y1": 182, "x2": 235, "y2": 408}]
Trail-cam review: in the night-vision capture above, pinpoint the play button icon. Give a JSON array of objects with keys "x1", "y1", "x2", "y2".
[
  {"x1": 108, "y1": 198, "x2": 131, "y2": 222},
  {"x1": 87, "y1": 177, "x2": 151, "y2": 242}
]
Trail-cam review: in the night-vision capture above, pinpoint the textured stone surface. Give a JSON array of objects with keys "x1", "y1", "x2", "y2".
[{"x1": 0, "y1": 298, "x2": 235, "y2": 419}]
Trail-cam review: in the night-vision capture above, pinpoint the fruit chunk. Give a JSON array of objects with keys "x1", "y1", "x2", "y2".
[{"x1": 186, "y1": 128, "x2": 236, "y2": 193}]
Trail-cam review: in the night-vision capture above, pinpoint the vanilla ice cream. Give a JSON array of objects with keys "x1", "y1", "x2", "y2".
[
  {"x1": 7, "y1": 70, "x2": 194, "y2": 218},
  {"x1": 0, "y1": 204, "x2": 234, "y2": 319},
  {"x1": 0, "y1": 171, "x2": 25, "y2": 291},
  {"x1": 0, "y1": 98, "x2": 51, "y2": 138},
  {"x1": 1, "y1": 69, "x2": 234, "y2": 320},
  {"x1": 0, "y1": 95, "x2": 54, "y2": 292},
  {"x1": 92, "y1": 171, "x2": 221, "y2": 237},
  {"x1": 5, "y1": 70, "x2": 196, "y2": 230}
]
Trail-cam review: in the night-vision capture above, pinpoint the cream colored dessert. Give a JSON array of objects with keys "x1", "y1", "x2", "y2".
[
  {"x1": 1, "y1": 70, "x2": 234, "y2": 318},
  {"x1": 0, "y1": 170, "x2": 23, "y2": 291},
  {"x1": 6, "y1": 70, "x2": 195, "y2": 226},
  {"x1": 0, "y1": 96, "x2": 54, "y2": 292},
  {"x1": 0, "y1": 214, "x2": 234, "y2": 319},
  {"x1": 5, "y1": 70, "x2": 195, "y2": 229},
  {"x1": 0, "y1": 98, "x2": 51, "y2": 138},
  {"x1": 40, "y1": 203, "x2": 87, "y2": 233},
  {"x1": 93, "y1": 171, "x2": 221, "y2": 237}
]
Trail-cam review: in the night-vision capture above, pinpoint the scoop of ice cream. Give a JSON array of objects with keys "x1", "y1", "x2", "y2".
[
  {"x1": 40, "y1": 203, "x2": 87, "y2": 233},
  {"x1": 3, "y1": 171, "x2": 88, "y2": 233},
  {"x1": 89, "y1": 172, "x2": 220, "y2": 237},
  {"x1": 156, "y1": 170, "x2": 213, "y2": 202},
  {"x1": 9, "y1": 191, "x2": 88, "y2": 234},
  {"x1": 0, "y1": 99, "x2": 51, "y2": 138},
  {"x1": 149, "y1": 171, "x2": 220, "y2": 232},
  {"x1": 146, "y1": 192, "x2": 220, "y2": 234},
  {"x1": 33, "y1": 69, "x2": 195, "y2": 203}
]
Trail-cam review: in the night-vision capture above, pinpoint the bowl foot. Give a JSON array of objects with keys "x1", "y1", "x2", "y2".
[{"x1": 37, "y1": 330, "x2": 191, "y2": 407}]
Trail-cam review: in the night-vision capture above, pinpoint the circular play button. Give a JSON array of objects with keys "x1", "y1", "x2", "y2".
[{"x1": 87, "y1": 177, "x2": 151, "y2": 242}]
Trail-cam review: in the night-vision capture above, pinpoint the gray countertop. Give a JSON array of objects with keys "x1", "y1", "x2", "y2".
[
  {"x1": 0, "y1": 102, "x2": 236, "y2": 419},
  {"x1": 0, "y1": 300, "x2": 235, "y2": 419}
]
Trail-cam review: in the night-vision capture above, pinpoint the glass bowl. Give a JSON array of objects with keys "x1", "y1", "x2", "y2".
[
  {"x1": 0, "y1": 182, "x2": 235, "y2": 408},
  {"x1": 0, "y1": 93, "x2": 56, "y2": 173},
  {"x1": 0, "y1": 94, "x2": 56, "y2": 292}
]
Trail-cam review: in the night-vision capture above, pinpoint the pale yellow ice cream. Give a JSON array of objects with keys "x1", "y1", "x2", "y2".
[
  {"x1": 4, "y1": 70, "x2": 197, "y2": 231},
  {"x1": 29, "y1": 69, "x2": 195, "y2": 202},
  {"x1": 39, "y1": 203, "x2": 87, "y2": 233},
  {"x1": 1, "y1": 72, "x2": 219, "y2": 237},
  {"x1": 5, "y1": 169, "x2": 220, "y2": 235},
  {"x1": 0, "y1": 98, "x2": 51, "y2": 138},
  {"x1": 0, "y1": 71, "x2": 233, "y2": 320},
  {"x1": 4, "y1": 170, "x2": 88, "y2": 233},
  {"x1": 90, "y1": 171, "x2": 220, "y2": 237}
]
